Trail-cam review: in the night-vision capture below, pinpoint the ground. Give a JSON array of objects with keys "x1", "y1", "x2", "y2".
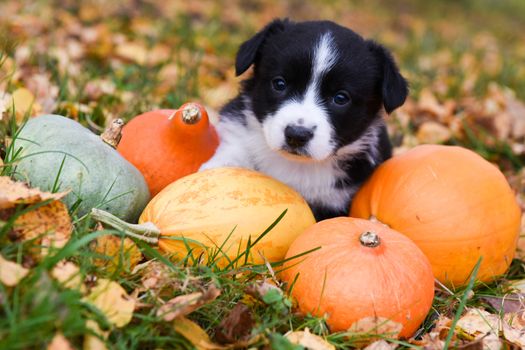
[{"x1": 0, "y1": 0, "x2": 524, "y2": 349}]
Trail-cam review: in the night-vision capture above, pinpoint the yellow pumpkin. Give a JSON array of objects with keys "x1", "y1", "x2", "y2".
[{"x1": 92, "y1": 167, "x2": 316, "y2": 266}]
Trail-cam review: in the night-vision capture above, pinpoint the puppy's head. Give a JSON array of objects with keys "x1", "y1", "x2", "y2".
[{"x1": 236, "y1": 19, "x2": 408, "y2": 161}]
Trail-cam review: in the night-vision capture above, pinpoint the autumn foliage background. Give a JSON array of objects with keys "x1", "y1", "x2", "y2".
[{"x1": 1, "y1": 0, "x2": 525, "y2": 349}]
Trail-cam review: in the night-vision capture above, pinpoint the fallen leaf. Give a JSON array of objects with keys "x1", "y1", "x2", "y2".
[
  {"x1": 25, "y1": 73, "x2": 59, "y2": 114},
  {"x1": 482, "y1": 294, "x2": 525, "y2": 314},
  {"x1": 0, "y1": 254, "x2": 29, "y2": 286},
  {"x1": 47, "y1": 333, "x2": 73, "y2": 350},
  {"x1": 83, "y1": 279, "x2": 135, "y2": 328},
  {"x1": 480, "y1": 332, "x2": 502, "y2": 350},
  {"x1": 456, "y1": 308, "x2": 501, "y2": 336},
  {"x1": 245, "y1": 279, "x2": 282, "y2": 301},
  {"x1": 9, "y1": 87, "x2": 42, "y2": 122},
  {"x1": 215, "y1": 303, "x2": 254, "y2": 344},
  {"x1": 91, "y1": 234, "x2": 142, "y2": 273},
  {"x1": 348, "y1": 316, "x2": 403, "y2": 339},
  {"x1": 83, "y1": 319, "x2": 109, "y2": 350},
  {"x1": 510, "y1": 279, "x2": 525, "y2": 293},
  {"x1": 285, "y1": 328, "x2": 335, "y2": 350},
  {"x1": 51, "y1": 260, "x2": 85, "y2": 291},
  {"x1": 173, "y1": 316, "x2": 227, "y2": 350},
  {"x1": 364, "y1": 340, "x2": 397, "y2": 350},
  {"x1": 416, "y1": 121, "x2": 452, "y2": 144},
  {"x1": 12, "y1": 200, "x2": 73, "y2": 257},
  {"x1": 502, "y1": 312, "x2": 525, "y2": 347},
  {"x1": 0, "y1": 176, "x2": 67, "y2": 209},
  {"x1": 115, "y1": 42, "x2": 169, "y2": 66},
  {"x1": 157, "y1": 284, "x2": 221, "y2": 321}
]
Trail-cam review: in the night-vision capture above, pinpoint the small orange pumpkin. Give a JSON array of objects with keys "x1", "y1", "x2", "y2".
[
  {"x1": 351, "y1": 144, "x2": 521, "y2": 287},
  {"x1": 282, "y1": 217, "x2": 434, "y2": 338},
  {"x1": 117, "y1": 103, "x2": 219, "y2": 196}
]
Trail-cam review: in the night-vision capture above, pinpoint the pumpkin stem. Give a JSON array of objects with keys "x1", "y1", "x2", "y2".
[
  {"x1": 91, "y1": 208, "x2": 161, "y2": 244},
  {"x1": 359, "y1": 231, "x2": 380, "y2": 248},
  {"x1": 100, "y1": 119, "x2": 125, "y2": 148},
  {"x1": 169, "y1": 103, "x2": 201, "y2": 125}
]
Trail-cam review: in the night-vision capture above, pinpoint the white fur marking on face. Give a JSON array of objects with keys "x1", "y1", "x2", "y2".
[{"x1": 262, "y1": 32, "x2": 339, "y2": 161}]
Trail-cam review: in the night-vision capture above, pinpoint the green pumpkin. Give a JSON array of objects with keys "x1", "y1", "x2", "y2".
[{"x1": 15, "y1": 115, "x2": 150, "y2": 222}]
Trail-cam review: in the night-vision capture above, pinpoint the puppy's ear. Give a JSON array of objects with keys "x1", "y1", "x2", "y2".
[
  {"x1": 235, "y1": 18, "x2": 288, "y2": 76},
  {"x1": 367, "y1": 41, "x2": 408, "y2": 114}
]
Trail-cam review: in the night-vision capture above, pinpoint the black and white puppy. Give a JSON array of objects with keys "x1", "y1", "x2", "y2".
[{"x1": 200, "y1": 19, "x2": 408, "y2": 221}]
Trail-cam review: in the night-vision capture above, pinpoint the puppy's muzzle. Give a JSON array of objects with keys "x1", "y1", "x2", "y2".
[{"x1": 284, "y1": 125, "x2": 314, "y2": 149}]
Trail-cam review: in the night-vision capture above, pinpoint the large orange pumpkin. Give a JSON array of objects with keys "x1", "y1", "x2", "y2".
[
  {"x1": 92, "y1": 167, "x2": 316, "y2": 266},
  {"x1": 351, "y1": 144, "x2": 521, "y2": 287},
  {"x1": 117, "y1": 103, "x2": 219, "y2": 196},
  {"x1": 282, "y1": 217, "x2": 434, "y2": 338}
]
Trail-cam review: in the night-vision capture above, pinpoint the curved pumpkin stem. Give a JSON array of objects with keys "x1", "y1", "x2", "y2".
[
  {"x1": 91, "y1": 208, "x2": 161, "y2": 244},
  {"x1": 100, "y1": 119, "x2": 124, "y2": 148}
]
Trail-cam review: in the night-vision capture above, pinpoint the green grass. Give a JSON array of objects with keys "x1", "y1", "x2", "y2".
[{"x1": 1, "y1": 0, "x2": 525, "y2": 349}]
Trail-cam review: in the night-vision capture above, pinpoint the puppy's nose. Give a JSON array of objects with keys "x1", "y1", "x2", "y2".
[{"x1": 284, "y1": 125, "x2": 314, "y2": 148}]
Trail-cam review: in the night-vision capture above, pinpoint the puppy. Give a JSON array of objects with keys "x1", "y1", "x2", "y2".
[{"x1": 200, "y1": 19, "x2": 408, "y2": 221}]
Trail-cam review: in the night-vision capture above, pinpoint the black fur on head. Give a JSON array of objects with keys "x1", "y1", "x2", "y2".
[{"x1": 235, "y1": 18, "x2": 408, "y2": 118}]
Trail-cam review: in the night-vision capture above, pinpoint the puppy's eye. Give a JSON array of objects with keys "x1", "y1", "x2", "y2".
[
  {"x1": 272, "y1": 77, "x2": 287, "y2": 92},
  {"x1": 333, "y1": 91, "x2": 351, "y2": 105}
]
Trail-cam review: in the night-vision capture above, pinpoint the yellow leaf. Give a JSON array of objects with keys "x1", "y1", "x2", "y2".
[
  {"x1": 285, "y1": 328, "x2": 335, "y2": 350},
  {"x1": 51, "y1": 261, "x2": 85, "y2": 292},
  {"x1": 9, "y1": 88, "x2": 41, "y2": 122},
  {"x1": 91, "y1": 235, "x2": 142, "y2": 274},
  {"x1": 173, "y1": 316, "x2": 226, "y2": 350},
  {"x1": 83, "y1": 279, "x2": 135, "y2": 328},
  {"x1": 83, "y1": 320, "x2": 109, "y2": 350},
  {"x1": 0, "y1": 254, "x2": 29, "y2": 286},
  {"x1": 12, "y1": 200, "x2": 73, "y2": 258},
  {"x1": 47, "y1": 333, "x2": 74, "y2": 350},
  {"x1": 0, "y1": 176, "x2": 68, "y2": 210}
]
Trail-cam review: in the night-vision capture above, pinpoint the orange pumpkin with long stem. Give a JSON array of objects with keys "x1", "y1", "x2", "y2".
[
  {"x1": 351, "y1": 144, "x2": 521, "y2": 287},
  {"x1": 282, "y1": 217, "x2": 435, "y2": 338},
  {"x1": 117, "y1": 103, "x2": 219, "y2": 196}
]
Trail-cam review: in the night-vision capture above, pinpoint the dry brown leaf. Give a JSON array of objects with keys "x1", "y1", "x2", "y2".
[
  {"x1": 416, "y1": 121, "x2": 452, "y2": 144},
  {"x1": 25, "y1": 73, "x2": 59, "y2": 114},
  {"x1": 363, "y1": 340, "x2": 398, "y2": 350},
  {"x1": 502, "y1": 312, "x2": 525, "y2": 347},
  {"x1": 0, "y1": 176, "x2": 68, "y2": 209},
  {"x1": 173, "y1": 316, "x2": 227, "y2": 350},
  {"x1": 47, "y1": 333, "x2": 73, "y2": 350},
  {"x1": 91, "y1": 234, "x2": 142, "y2": 273},
  {"x1": 215, "y1": 303, "x2": 254, "y2": 344},
  {"x1": 510, "y1": 279, "x2": 525, "y2": 293},
  {"x1": 417, "y1": 88, "x2": 454, "y2": 122},
  {"x1": 12, "y1": 200, "x2": 73, "y2": 257},
  {"x1": 157, "y1": 284, "x2": 221, "y2": 321},
  {"x1": 51, "y1": 260, "x2": 85, "y2": 291},
  {"x1": 0, "y1": 254, "x2": 29, "y2": 286},
  {"x1": 115, "y1": 42, "x2": 169, "y2": 66},
  {"x1": 83, "y1": 279, "x2": 135, "y2": 328},
  {"x1": 482, "y1": 294, "x2": 525, "y2": 314},
  {"x1": 244, "y1": 279, "x2": 282, "y2": 301},
  {"x1": 348, "y1": 316, "x2": 403, "y2": 339},
  {"x1": 481, "y1": 332, "x2": 502, "y2": 350},
  {"x1": 134, "y1": 260, "x2": 177, "y2": 293},
  {"x1": 285, "y1": 328, "x2": 335, "y2": 350}
]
